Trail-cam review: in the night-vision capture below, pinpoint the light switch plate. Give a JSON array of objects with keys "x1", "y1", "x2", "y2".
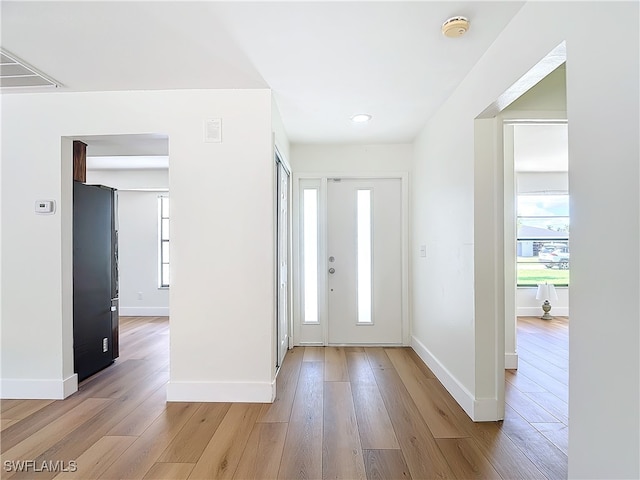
[{"x1": 204, "y1": 118, "x2": 222, "y2": 143}]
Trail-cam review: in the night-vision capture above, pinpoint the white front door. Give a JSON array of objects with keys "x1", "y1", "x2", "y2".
[{"x1": 327, "y1": 178, "x2": 402, "y2": 344}]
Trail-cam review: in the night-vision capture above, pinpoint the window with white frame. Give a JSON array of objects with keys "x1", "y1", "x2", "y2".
[
  {"x1": 516, "y1": 194, "x2": 569, "y2": 286},
  {"x1": 159, "y1": 196, "x2": 170, "y2": 287},
  {"x1": 302, "y1": 188, "x2": 319, "y2": 323}
]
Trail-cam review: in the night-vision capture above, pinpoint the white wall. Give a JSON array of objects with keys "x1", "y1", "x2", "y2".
[
  {"x1": 86, "y1": 169, "x2": 170, "y2": 316},
  {"x1": 508, "y1": 64, "x2": 567, "y2": 111},
  {"x1": 291, "y1": 144, "x2": 412, "y2": 174},
  {"x1": 517, "y1": 171, "x2": 568, "y2": 193},
  {"x1": 115, "y1": 191, "x2": 169, "y2": 316},
  {"x1": 411, "y1": 2, "x2": 638, "y2": 477},
  {"x1": 1, "y1": 89, "x2": 278, "y2": 404},
  {"x1": 272, "y1": 97, "x2": 290, "y2": 165},
  {"x1": 86, "y1": 169, "x2": 169, "y2": 191}
]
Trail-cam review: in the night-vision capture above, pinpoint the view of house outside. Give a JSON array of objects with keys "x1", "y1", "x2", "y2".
[{"x1": 516, "y1": 194, "x2": 569, "y2": 286}]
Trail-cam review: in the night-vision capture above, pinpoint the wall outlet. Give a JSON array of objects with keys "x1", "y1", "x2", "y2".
[
  {"x1": 420, "y1": 245, "x2": 427, "y2": 258},
  {"x1": 138, "y1": 292, "x2": 143, "y2": 300},
  {"x1": 102, "y1": 337, "x2": 108, "y2": 353}
]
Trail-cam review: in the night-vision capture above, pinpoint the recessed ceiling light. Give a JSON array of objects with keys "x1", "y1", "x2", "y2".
[{"x1": 351, "y1": 114, "x2": 372, "y2": 123}]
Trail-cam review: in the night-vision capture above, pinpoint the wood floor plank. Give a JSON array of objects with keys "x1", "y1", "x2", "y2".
[
  {"x1": 346, "y1": 352, "x2": 377, "y2": 385},
  {"x1": 363, "y1": 449, "x2": 411, "y2": 480},
  {"x1": 505, "y1": 369, "x2": 547, "y2": 393},
  {"x1": 365, "y1": 347, "x2": 394, "y2": 371},
  {"x1": 501, "y1": 404, "x2": 567, "y2": 480},
  {"x1": 1, "y1": 419, "x2": 19, "y2": 430},
  {"x1": 518, "y1": 339, "x2": 568, "y2": 368},
  {"x1": 531, "y1": 422, "x2": 569, "y2": 455},
  {"x1": 322, "y1": 382, "x2": 366, "y2": 480},
  {"x1": 343, "y1": 346, "x2": 365, "y2": 353},
  {"x1": 106, "y1": 383, "x2": 168, "y2": 436},
  {"x1": 232, "y1": 422, "x2": 288, "y2": 479},
  {"x1": 1, "y1": 391, "x2": 96, "y2": 453},
  {"x1": 278, "y1": 362, "x2": 323, "y2": 480},
  {"x1": 519, "y1": 353, "x2": 568, "y2": 384},
  {"x1": 351, "y1": 383, "x2": 399, "y2": 449},
  {"x1": 10, "y1": 371, "x2": 171, "y2": 480},
  {"x1": 405, "y1": 348, "x2": 436, "y2": 379},
  {"x1": 465, "y1": 422, "x2": 547, "y2": 480},
  {"x1": 158, "y1": 402, "x2": 231, "y2": 463},
  {"x1": 366, "y1": 355, "x2": 455, "y2": 480},
  {"x1": 0, "y1": 399, "x2": 23, "y2": 413},
  {"x1": 1, "y1": 398, "x2": 113, "y2": 472},
  {"x1": 505, "y1": 383, "x2": 562, "y2": 424},
  {"x1": 52, "y1": 435, "x2": 136, "y2": 479},
  {"x1": 524, "y1": 391, "x2": 568, "y2": 425},
  {"x1": 516, "y1": 359, "x2": 568, "y2": 403},
  {"x1": 188, "y1": 403, "x2": 263, "y2": 480},
  {"x1": 98, "y1": 402, "x2": 199, "y2": 480},
  {"x1": 258, "y1": 347, "x2": 303, "y2": 423},
  {"x1": 1, "y1": 399, "x2": 54, "y2": 423},
  {"x1": 385, "y1": 348, "x2": 468, "y2": 438},
  {"x1": 87, "y1": 358, "x2": 166, "y2": 399},
  {"x1": 142, "y1": 463, "x2": 195, "y2": 480},
  {"x1": 302, "y1": 346, "x2": 324, "y2": 362},
  {"x1": 325, "y1": 347, "x2": 349, "y2": 382},
  {"x1": 346, "y1": 350, "x2": 399, "y2": 451},
  {"x1": 436, "y1": 438, "x2": 501, "y2": 479}
]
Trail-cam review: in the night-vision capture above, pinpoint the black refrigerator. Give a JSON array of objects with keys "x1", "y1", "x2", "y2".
[{"x1": 73, "y1": 181, "x2": 119, "y2": 382}]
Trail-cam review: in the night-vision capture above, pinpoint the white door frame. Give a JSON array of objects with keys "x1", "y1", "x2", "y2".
[
  {"x1": 292, "y1": 172, "x2": 410, "y2": 346},
  {"x1": 500, "y1": 112, "x2": 568, "y2": 371}
]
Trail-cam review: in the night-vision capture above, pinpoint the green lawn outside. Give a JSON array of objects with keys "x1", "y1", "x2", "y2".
[{"x1": 518, "y1": 258, "x2": 570, "y2": 287}]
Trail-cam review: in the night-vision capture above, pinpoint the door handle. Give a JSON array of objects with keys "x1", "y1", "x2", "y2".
[{"x1": 328, "y1": 268, "x2": 336, "y2": 274}]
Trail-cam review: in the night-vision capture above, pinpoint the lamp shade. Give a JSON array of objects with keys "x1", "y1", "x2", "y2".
[{"x1": 536, "y1": 283, "x2": 558, "y2": 301}]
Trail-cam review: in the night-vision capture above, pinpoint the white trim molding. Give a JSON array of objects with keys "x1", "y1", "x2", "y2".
[
  {"x1": 166, "y1": 379, "x2": 276, "y2": 403},
  {"x1": 119, "y1": 306, "x2": 169, "y2": 317},
  {"x1": 411, "y1": 335, "x2": 502, "y2": 421},
  {"x1": 505, "y1": 353, "x2": 519, "y2": 370},
  {"x1": 1, "y1": 374, "x2": 78, "y2": 399},
  {"x1": 517, "y1": 307, "x2": 569, "y2": 317}
]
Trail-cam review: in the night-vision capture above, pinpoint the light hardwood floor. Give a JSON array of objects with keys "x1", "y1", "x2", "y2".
[{"x1": 1, "y1": 316, "x2": 568, "y2": 479}]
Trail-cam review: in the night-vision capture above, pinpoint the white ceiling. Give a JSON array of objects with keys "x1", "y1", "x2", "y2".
[{"x1": 1, "y1": 1, "x2": 525, "y2": 144}]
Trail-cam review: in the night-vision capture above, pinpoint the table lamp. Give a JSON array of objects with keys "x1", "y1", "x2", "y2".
[{"x1": 536, "y1": 282, "x2": 558, "y2": 320}]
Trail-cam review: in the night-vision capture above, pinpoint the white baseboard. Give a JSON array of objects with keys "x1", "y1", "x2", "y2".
[
  {"x1": 517, "y1": 307, "x2": 569, "y2": 317},
  {"x1": 166, "y1": 379, "x2": 276, "y2": 403},
  {"x1": 1, "y1": 374, "x2": 78, "y2": 399},
  {"x1": 411, "y1": 335, "x2": 501, "y2": 421},
  {"x1": 119, "y1": 306, "x2": 170, "y2": 317},
  {"x1": 505, "y1": 352, "x2": 519, "y2": 369}
]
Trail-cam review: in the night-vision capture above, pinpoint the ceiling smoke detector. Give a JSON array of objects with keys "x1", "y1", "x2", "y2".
[{"x1": 441, "y1": 16, "x2": 470, "y2": 38}]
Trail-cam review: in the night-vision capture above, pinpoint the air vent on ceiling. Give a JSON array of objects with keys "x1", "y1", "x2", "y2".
[{"x1": 0, "y1": 49, "x2": 60, "y2": 89}]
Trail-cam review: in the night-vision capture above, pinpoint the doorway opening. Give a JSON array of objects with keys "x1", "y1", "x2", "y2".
[
  {"x1": 71, "y1": 133, "x2": 170, "y2": 382},
  {"x1": 504, "y1": 120, "x2": 570, "y2": 457}
]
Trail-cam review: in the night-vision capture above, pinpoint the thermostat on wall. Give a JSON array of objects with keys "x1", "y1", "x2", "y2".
[{"x1": 35, "y1": 200, "x2": 55, "y2": 214}]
